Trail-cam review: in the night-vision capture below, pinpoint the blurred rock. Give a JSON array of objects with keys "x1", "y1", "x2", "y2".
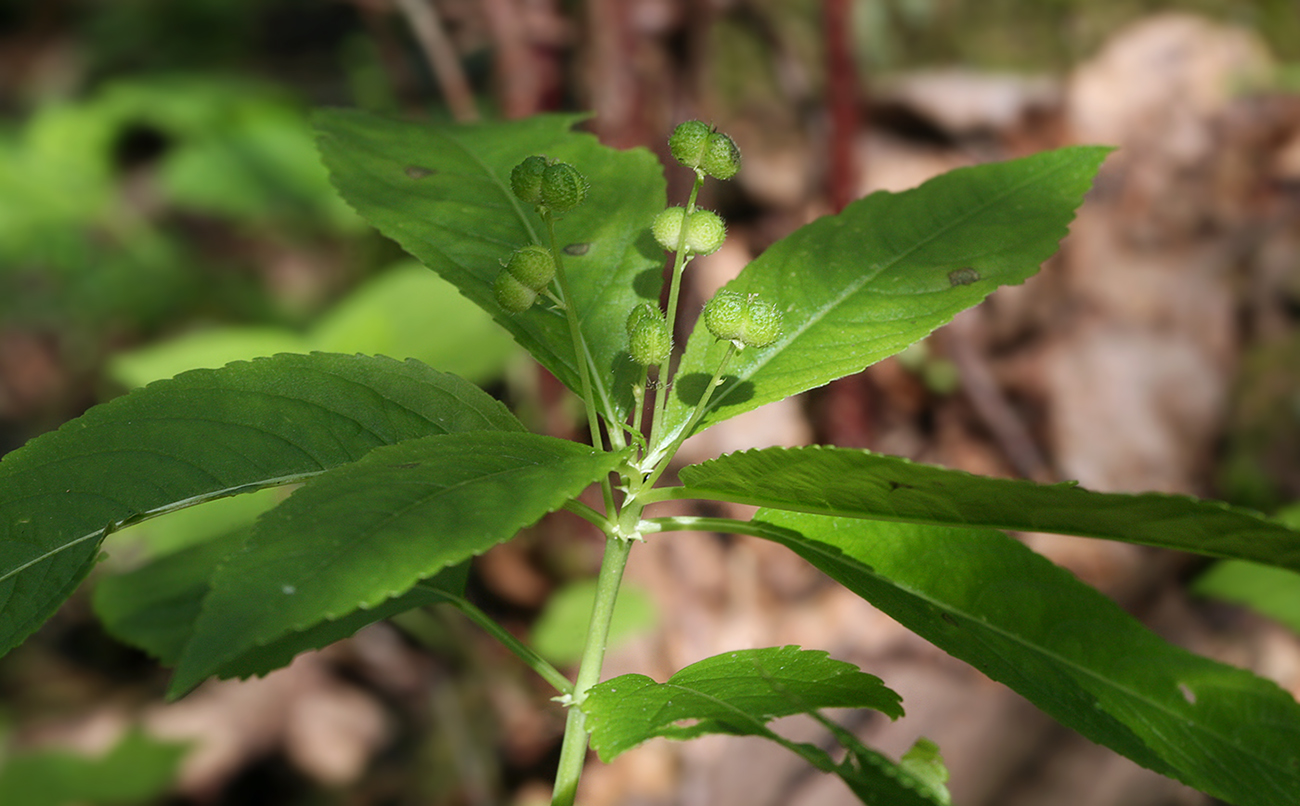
[{"x1": 879, "y1": 69, "x2": 1061, "y2": 137}]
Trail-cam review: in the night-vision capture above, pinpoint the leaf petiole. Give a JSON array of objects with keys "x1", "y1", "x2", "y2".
[
  {"x1": 645, "y1": 171, "x2": 705, "y2": 456},
  {"x1": 411, "y1": 583, "x2": 574, "y2": 696},
  {"x1": 642, "y1": 342, "x2": 737, "y2": 481},
  {"x1": 542, "y1": 208, "x2": 618, "y2": 514}
]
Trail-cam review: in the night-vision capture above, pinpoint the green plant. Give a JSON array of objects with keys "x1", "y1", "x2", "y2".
[{"x1": 3, "y1": 110, "x2": 1300, "y2": 806}]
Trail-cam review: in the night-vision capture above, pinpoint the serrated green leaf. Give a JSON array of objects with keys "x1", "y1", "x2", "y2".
[
  {"x1": 314, "y1": 108, "x2": 666, "y2": 423},
  {"x1": 656, "y1": 147, "x2": 1109, "y2": 452},
  {"x1": 93, "y1": 530, "x2": 468, "y2": 675},
  {"x1": 93, "y1": 531, "x2": 248, "y2": 665},
  {"x1": 582, "y1": 646, "x2": 902, "y2": 758},
  {"x1": 814, "y1": 717, "x2": 951, "y2": 806},
  {"x1": 676, "y1": 446, "x2": 1300, "y2": 571},
  {"x1": 0, "y1": 352, "x2": 522, "y2": 659},
  {"x1": 749, "y1": 511, "x2": 1300, "y2": 806},
  {"x1": 0, "y1": 729, "x2": 186, "y2": 806},
  {"x1": 582, "y1": 646, "x2": 943, "y2": 805},
  {"x1": 211, "y1": 565, "x2": 470, "y2": 683},
  {"x1": 170, "y1": 431, "x2": 627, "y2": 696}
]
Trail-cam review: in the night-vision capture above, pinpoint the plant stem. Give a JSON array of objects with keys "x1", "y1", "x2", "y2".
[
  {"x1": 645, "y1": 172, "x2": 704, "y2": 455},
  {"x1": 642, "y1": 342, "x2": 736, "y2": 483},
  {"x1": 544, "y1": 210, "x2": 617, "y2": 516},
  {"x1": 630, "y1": 365, "x2": 649, "y2": 440},
  {"x1": 550, "y1": 533, "x2": 634, "y2": 806}
]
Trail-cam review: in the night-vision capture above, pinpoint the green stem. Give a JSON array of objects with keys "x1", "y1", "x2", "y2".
[
  {"x1": 550, "y1": 534, "x2": 635, "y2": 806},
  {"x1": 414, "y1": 584, "x2": 573, "y2": 695},
  {"x1": 563, "y1": 498, "x2": 612, "y2": 529},
  {"x1": 630, "y1": 365, "x2": 649, "y2": 444},
  {"x1": 645, "y1": 172, "x2": 705, "y2": 456},
  {"x1": 544, "y1": 210, "x2": 617, "y2": 516},
  {"x1": 642, "y1": 342, "x2": 736, "y2": 484}
]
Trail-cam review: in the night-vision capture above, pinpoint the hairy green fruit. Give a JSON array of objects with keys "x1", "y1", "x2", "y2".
[
  {"x1": 700, "y1": 131, "x2": 741, "y2": 180},
  {"x1": 493, "y1": 270, "x2": 537, "y2": 313},
  {"x1": 505, "y1": 245, "x2": 555, "y2": 291},
  {"x1": 541, "y1": 161, "x2": 588, "y2": 213},
  {"x1": 626, "y1": 304, "x2": 671, "y2": 366},
  {"x1": 652, "y1": 207, "x2": 687, "y2": 251},
  {"x1": 684, "y1": 209, "x2": 726, "y2": 255},
  {"x1": 510, "y1": 155, "x2": 548, "y2": 205},
  {"x1": 703, "y1": 290, "x2": 781, "y2": 348},
  {"x1": 652, "y1": 207, "x2": 726, "y2": 255},
  {"x1": 741, "y1": 298, "x2": 782, "y2": 348},
  {"x1": 669, "y1": 121, "x2": 741, "y2": 180},
  {"x1": 669, "y1": 120, "x2": 711, "y2": 169},
  {"x1": 703, "y1": 290, "x2": 747, "y2": 343},
  {"x1": 625, "y1": 301, "x2": 662, "y2": 335}
]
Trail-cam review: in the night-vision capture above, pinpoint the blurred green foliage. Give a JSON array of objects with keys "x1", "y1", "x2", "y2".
[
  {"x1": 0, "y1": 76, "x2": 362, "y2": 340},
  {"x1": 0, "y1": 730, "x2": 186, "y2": 806},
  {"x1": 109, "y1": 261, "x2": 518, "y2": 390},
  {"x1": 530, "y1": 579, "x2": 657, "y2": 666}
]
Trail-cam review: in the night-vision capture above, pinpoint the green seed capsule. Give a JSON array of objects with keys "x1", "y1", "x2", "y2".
[
  {"x1": 541, "y1": 161, "x2": 588, "y2": 212},
  {"x1": 669, "y1": 120, "x2": 711, "y2": 170},
  {"x1": 626, "y1": 301, "x2": 662, "y2": 335},
  {"x1": 700, "y1": 132, "x2": 741, "y2": 180},
  {"x1": 505, "y1": 245, "x2": 555, "y2": 291},
  {"x1": 653, "y1": 207, "x2": 726, "y2": 255},
  {"x1": 703, "y1": 290, "x2": 747, "y2": 343},
  {"x1": 652, "y1": 207, "x2": 687, "y2": 251},
  {"x1": 685, "y1": 209, "x2": 726, "y2": 255},
  {"x1": 493, "y1": 270, "x2": 537, "y2": 313},
  {"x1": 741, "y1": 298, "x2": 782, "y2": 348},
  {"x1": 627, "y1": 306, "x2": 672, "y2": 366},
  {"x1": 510, "y1": 155, "x2": 548, "y2": 205}
]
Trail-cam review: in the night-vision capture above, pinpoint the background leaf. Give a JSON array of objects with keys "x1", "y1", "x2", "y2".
[
  {"x1": 748, "y1": 511, "x2": 1300, "y2": 806},
  {"x1": 110, "y1": 261, "x2": 518, "y2": 389},
  {"x1": 315, "y1": 108, "x2": 666, "y2": 423},
  {"x1": 657, "y1": 146, "x2": 1109, "y2": 450},
  {"x1": 530, "y1": 578, "x2": 657, "y2": 666},
  {"x1": 1193, "y1": 560, "x2": 1300, "y2": 633},
  {"x1": 899, "y1": 738, "x2": 951, "y2": 805},
  {"x1": 311, "y1": 261, "x2": 517, "y2": 383},
  {"x1": 170, "y1": 431, "x2": 627, "y2": 695},
  {"x1": 677, "y1": 446, "x2": 1300, "y2": 571},
  {"x1": 1192, "y1": 503, "x2": 1300, "y2": 632},
  {"x1": 0, "y1": 352, "x2": 521, "y2": 658},
  {"x1": 582, "y1": 646, "x2": 944, "y2": 805},
  {"x1": 0, "y1": 729, "x2": 185, "y2": 806}
]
